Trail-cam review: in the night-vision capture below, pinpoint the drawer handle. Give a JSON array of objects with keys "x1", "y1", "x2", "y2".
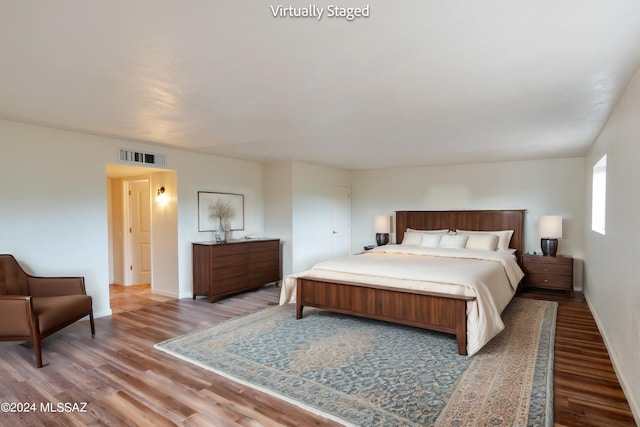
[
  {"x1": 544, "y1": 268, "x2": 549, "y2": 272},
  {"x1": 543, "y1": 279, "x2": 549, "y2": 283}
]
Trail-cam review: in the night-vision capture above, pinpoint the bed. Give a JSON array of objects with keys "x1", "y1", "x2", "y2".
[{"x1": 279, "y1": 210, "x2": 526, "y2": 355}]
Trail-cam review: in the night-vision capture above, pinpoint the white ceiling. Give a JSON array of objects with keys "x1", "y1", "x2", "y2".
[{"x1": 2, "y1": 2, "x2": 640, "y2": 170}]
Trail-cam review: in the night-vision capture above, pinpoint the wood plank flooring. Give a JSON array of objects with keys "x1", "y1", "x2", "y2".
[
  {"x1": 518, "y1": 288, "x2": 636, "y2": 426},
  {"x1": 0, "y1": 285, "x2": 636, "y2": 426},
  {"x1": 109, "y1": 284, "x2": 175, "y2": 314}
]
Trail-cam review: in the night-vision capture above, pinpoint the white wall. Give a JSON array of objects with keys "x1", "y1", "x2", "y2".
[
  {"x1": 106, "y1": 177, "x2": 124, "y2": 285},
  {"x1": 291, "y1": 162, "x2": 351, "y2": 273},
  {"x1": 150, "y1": 170, "x2": 179, "y2": 297},
  {"x1": 350, "y1": 158, "x2": 586, "y2": 288},
  {"x1": 264, "y1": 161, "x2": 351, "y2": 275},
  {"x1": 264, "y1": 161, "x2": 293, "y2": 276},
  {"x1": 0, "y1": 119, "x2": 266, "y2": 316},
  {"x1": 584, "y1": 67, "x2": 640, "y2": 423}
]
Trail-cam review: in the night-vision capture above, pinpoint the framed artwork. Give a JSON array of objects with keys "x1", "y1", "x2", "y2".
[{"x1": 197, "y1": 191, "x2": 245, "y2": 232}]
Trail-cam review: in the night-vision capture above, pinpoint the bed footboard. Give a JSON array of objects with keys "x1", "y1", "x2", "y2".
[{"x1": 296, "y1": 276, "x2": 476, "y2": 355}]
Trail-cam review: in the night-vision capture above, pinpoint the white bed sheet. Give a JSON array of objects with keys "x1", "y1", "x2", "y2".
[{"x1": 279, "y1": 245, "x2": 524, "y2": 355}]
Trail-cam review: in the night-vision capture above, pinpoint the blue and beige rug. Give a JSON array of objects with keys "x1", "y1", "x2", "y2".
[{"x1": 155, "y1": 297, "x2": 556, "y2": 426}]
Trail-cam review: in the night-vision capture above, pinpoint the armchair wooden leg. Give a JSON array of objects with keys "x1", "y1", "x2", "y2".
[
  {"x1": 29, "y1": 315, "x2": 44, "y2": 368},
  {"x1": 89, "y1": 311, "x2": 95, "y2": 335},
  {"x1": 34, "y1": 333, "x2": 43, "y2": 368}
]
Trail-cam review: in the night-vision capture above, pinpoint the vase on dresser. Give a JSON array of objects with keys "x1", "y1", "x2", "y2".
[{"x1": 215, "y1": 218, "x2": 228, "y2": 243}]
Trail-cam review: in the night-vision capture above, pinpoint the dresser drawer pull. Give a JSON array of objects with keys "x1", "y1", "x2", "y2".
[{"x1": 543, "y1": 279, "x2": 549, "y2": 282}]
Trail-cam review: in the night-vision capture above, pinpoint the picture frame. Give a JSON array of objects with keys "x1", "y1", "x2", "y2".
[{"x1": 197, "y1": 191, "x2": 245, "y2": 232}]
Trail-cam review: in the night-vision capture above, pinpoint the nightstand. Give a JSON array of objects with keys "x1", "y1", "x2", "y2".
[{"x1": 522, "y1": 254, "x2": 573, "y2": 294}]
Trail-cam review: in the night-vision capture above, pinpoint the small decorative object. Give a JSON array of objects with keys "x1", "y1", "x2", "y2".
[
  {"x1": 374, "y1": 215, "x2": 391, "y2": 246},
  {"x1": 210, "y1": 199, "x2": 234, "y2": 243},
  {"x1": 538, "y1": 215, "x2": 562, "y2": 256}
]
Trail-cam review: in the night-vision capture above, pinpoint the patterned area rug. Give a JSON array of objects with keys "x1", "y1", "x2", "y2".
[{"x1": 155, "y1": 297, "x2": 556, "y2": 426}]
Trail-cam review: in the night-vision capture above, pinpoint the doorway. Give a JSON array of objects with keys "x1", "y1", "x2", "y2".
[
  {"x1": 124, "y1": 179, "x2": 151, "y2": 285},
  {"x1": 106, "y1": 163, "x2": 179, "y2": 312}
]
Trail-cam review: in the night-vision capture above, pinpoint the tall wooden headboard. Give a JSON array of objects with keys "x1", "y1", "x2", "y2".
[{"x1": 395, "y1": 210, "x2": 526, "y2": 265}]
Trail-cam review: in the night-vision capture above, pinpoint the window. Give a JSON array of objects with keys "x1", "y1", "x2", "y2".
[{"x1": 591, "y1": 155, "x2": 607, "y2": 235}]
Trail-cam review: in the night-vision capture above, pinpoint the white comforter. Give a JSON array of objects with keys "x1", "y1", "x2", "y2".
[{"x1": 279, "y1": 245, "x2": 524, "y2": 355}]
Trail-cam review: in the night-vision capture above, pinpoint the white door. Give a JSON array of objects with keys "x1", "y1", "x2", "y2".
[
  {"x1": 330, "y1": 185, "x2": 351, "y2": 258},
  {"x1": 125, "y1": 179, "x2": 151, "y2": 285}
]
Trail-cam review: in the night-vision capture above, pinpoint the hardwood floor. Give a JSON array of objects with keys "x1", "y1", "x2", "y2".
[
  {"x1": 518, "y1": 287, "x2": 636, "y2": 426},
  {"x1": 109, "y1": 284, "x2": 175, "y2": 314},
  {"x1": 0, "y1": 285, "x2": 635, "y2": 426},
  {"x1": 0, "y1": 285, "x2": 338, "y2": 427}
]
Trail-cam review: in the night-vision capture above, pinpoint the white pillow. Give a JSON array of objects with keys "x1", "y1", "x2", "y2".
[
  {"x1": 439, "y1": 234, "x2": 468, "y2": 249},
  {"x1": 402, "y1": 228, "x2": 449, "y2": 245},
  {"x1": 419, "y1": 233, "x2": 443, "y2": 248},
  {"x1": 407, "y1": 228, "x2": 449, "y2": 234},
  {"x1": 401, "y1": 230, "x2": 423, "y2": 245},
  {"x1": 456, "y1": 229, "x2": 514, "y2": 251},
  {"x1": 465, "y1": 233, "x2": 499, "y2": 251}
]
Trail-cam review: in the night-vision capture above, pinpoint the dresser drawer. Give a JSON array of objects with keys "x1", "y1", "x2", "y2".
[
  {"x1": 211, "y1": 264, "x2": 247, "y2": 281},
  {"x1": 250, "y1": 269, "x2": 280, "y2": 285},
  {"x1": 210, "y1": 243, "x2": 247, "y2": 256},
  {"x1": 214, "y1": 275, "x2": 251, "y2": 293},
  {"x1": 247, "y1": 240, "x2": 280, "y2": 253},
  {"x1": 212, "y1": 253, "x2": 249, "y2": 269},
  {"x1": 249, "y1": 251, "x2": 279, "y2": 263},
  {"x1": 250, "y1": 257, "x2": 278, "y2": 269}
]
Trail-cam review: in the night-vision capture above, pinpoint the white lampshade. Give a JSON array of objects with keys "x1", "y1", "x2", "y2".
[
  {"x1": 538, "y1": 215, "x2": 562, "y2": 238},
  {"x1": 374, "y1": 215, "x2": 391, "y2": 233}
]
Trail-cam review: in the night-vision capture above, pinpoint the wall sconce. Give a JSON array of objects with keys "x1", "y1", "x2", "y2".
[
  {"x1": 374, "y1": 215, "x2": 390, "y2": 246},
  {"x1": 538, "y1": 215, "x2": 562, "y2": 256},
  {"x1": 156, "y1": 186, "x2": 168, "y2": 205}
]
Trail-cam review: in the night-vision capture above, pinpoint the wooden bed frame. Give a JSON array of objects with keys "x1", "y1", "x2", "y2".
[{"x1": 296, "y1": 210, "x2": 525, "y2": 355}]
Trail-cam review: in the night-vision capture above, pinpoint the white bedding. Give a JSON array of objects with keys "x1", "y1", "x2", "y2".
[{"x1": 279, "y1": 245, "x2": 524, "y2": 355}]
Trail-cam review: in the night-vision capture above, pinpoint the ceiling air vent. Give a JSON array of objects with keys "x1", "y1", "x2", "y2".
[{"x1": 118, "y1": 148, "x2": 166, "y2": 167}]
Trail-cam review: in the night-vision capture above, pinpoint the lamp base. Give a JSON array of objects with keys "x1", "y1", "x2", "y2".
[
  {"x1": 376, "y1": 233, "x2": 389, "y2": 246},
  {"x1": 540, "y1": 238, "x2": 558, "y2": 256}
]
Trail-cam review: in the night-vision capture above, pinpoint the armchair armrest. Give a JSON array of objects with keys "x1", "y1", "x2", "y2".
[
  {"x1": 27, "y1": 276, "x2": 87, "y2": 297},
  {"x1": 0, "y1": 296, "x2": 36, "y2": 337}
]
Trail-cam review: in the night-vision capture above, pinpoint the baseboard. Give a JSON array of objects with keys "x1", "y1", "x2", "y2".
[
  {"x1": 93, "y1": 308, "x2": 113, "y2": 319},
  {"x1": 584, "y1": 293, "x2": 640, "y2": 425},
  {"x1": 152, "y1": 288, "x2": 178, "y2": 298}
]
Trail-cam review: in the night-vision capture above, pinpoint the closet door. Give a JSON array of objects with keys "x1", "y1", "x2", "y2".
[{"x1": 329, "y1": 185, "x2": 351, "y2": 258}]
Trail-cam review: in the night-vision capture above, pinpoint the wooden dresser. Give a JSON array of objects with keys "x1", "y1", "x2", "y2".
[
  {"x1": 522, "y1": 254, "x2": 573, "y2": 294},
  {"x1": 192, "y1": 238, "x2": 280, "y2": 302}
]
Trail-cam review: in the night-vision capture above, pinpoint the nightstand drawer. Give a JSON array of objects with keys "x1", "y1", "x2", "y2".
[
  {"x1": 525, "y1": 273, "x2": 572, "y2": 290},
  {"x1": 523, "y1": 262, "x2": 572, "y2": 276}
]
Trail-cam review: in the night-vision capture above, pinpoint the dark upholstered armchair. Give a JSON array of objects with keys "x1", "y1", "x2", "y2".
[{"x1": 0, "y1": 254, "x2": 95, "y2": 368}]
